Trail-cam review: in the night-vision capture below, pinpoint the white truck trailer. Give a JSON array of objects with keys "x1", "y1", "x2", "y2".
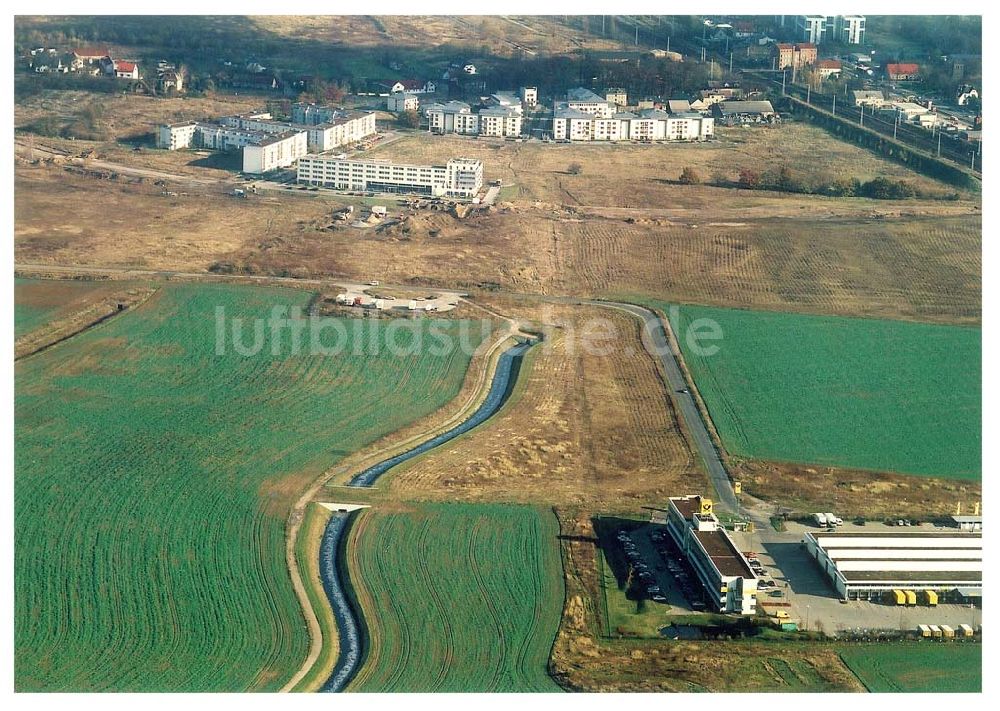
[{"x1": 813, "y1": 513, "x2": 829, "y2": 527}]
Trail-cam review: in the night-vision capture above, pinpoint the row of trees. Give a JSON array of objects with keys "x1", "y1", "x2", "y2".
[{"x1": 675, "y1": 165, "x2": 934, "y2": 200}]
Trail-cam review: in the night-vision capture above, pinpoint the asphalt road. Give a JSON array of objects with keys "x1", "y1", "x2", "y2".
[{"x1": 595, "y1": 301, "x2": 739, "y2": 513}]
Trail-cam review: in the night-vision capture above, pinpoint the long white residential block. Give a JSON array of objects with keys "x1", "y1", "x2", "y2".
[{"x1": 297, "y1": 156, "x2": 483, "y2": 197}]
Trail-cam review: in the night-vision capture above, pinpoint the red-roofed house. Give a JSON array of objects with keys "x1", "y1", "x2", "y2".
[
  {"x1": 887, "y1": 63, "x2": 920, "y2": 81},
  {"x1": 113, "y1": 60, "x2": 140, "y2": 80},
  {"x1": 815, "y1": 59, "x2": 843, "y2": 79}
]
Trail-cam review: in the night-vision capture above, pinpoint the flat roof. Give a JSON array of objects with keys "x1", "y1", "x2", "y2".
[
  {"x1": 693, "y1": 529, "x2": 755, "y2": 578},
  {"x1": 670, "y1": 496, "x2": 700, "y2": 519},
  {"x1": 567, "y1": 87, "x2": 608, "y2": 103},
  {"x1": 813, "y1": 532, "x2": 981, "y2": 543},
  {"x1": 842, "y1": 570, "x2": 982, "y2": 583},
  {"x1": 718, "y1": 100, "x2": 775, "y2": 114}
]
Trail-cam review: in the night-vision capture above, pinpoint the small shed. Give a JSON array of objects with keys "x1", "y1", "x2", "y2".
[{"x1": 950, "y1": 515, "x2": 982, "y2": 531}]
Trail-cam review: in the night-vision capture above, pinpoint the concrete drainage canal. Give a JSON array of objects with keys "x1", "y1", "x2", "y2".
[{"x1": 317, "y1": 337, "x2": 537, "y2": 692}]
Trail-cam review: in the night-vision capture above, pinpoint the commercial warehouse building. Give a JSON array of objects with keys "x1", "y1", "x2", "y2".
[
  {"x1": 297, "y1": 156, "x2": 483, "y2": 197},
  {"x1": 666, "y1": 496, "x2": 758, "y2": 615},
  {"x1": 804, "y1": 531, "x2": 982, "y2": 602}
]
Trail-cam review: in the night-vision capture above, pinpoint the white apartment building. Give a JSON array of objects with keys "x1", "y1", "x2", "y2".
[
  {"x1": 220, "y1": 110, "x2": 375, "y2": 153},
  {"x1": 195, "y1": 124, "x2": 266, "y2": 152},
  {"x1": 520, "y1": 86, "x2": 538, "y2": 107},
  {"x1": 425, "y1": 101, "x2": 475, "y2": 134},
  {"x1": 243, "y1": 131, "x2": 309, "y2": 174},
  {"x1": 797, "y1": 15, "x2": 866, "y2": 45},
  {"x1": 799, "y1": 15, "x2": 829, "y2": 44},
  {"x1": 425, "y1": 101, "x2": 521, "y2": 138},
  {"x1": 297, "y1": 156, "x2": 483, "y2": 198},
  {"x1": 157, "y1": 118, "x2": 308, "y2": 174},
  {"x1": 566, "y1": 87, "x2": 616, "y2": 118},
  {"x1": 554, "y1": 105, "x2": 713, "y2": 142},
  {"x1": 387, "y1": 92, "x2": 420, "y2": 112},
  {"x1": 605, "y1": 88, "x2": 628, "y2": 108},
  {"x1": 488, "y1": 91, "x2": 524, "y2": 114},
  {"x1": 156, "y1": 121, "x2": 198, "y2": 150},
  {"x1": 838, "y1": 15, "x2": 866, "y2": 45},
  {"x1": 478, "y1": 106, "x2": 522, "y2": 137},
  {"x1": 292, "y1": 102, "x2": 337, "y2": 125},
  {"x1": 307, "y1": 112, "x2": 377, "y2": 152}
]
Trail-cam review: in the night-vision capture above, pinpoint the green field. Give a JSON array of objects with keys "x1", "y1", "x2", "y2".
[
  {"x1": 348, "y1": 503, "x2": 565, "y2": 692},
  {"x1": 664, "y1": 304, "x2": 981, "y2": 479},
  {"x1": 15, "y1": 283, "x2": 489, "y2": 691},
  {"x1": 840, "y1": 644, "x2": 982, "y2": 692},
  {"x1": 14, "y1": 277, "x2": 114, "y2": 337}
]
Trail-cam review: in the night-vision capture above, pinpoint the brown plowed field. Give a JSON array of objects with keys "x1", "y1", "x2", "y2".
[{"x1": 383, "y1": 301, "x2": 704, "y2": 509}]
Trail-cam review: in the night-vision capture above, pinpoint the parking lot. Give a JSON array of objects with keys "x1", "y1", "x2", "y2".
[{"x1": 602, "y1": 521, "x2": 709, "y2": 615}]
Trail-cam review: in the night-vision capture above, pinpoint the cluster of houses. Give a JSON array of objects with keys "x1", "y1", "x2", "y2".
[
  {"x1": 385, "y1": 84, "x2": 777, "y2": 141},
  {"x1": 28, "y1": 46, "x2": 140, "y2": 80},
  {"x1": 156, "y1": 103, "x2": 376, "y2": 174},
  {"x1": 850, "y1": 89, "x2": 978, "y2": 136},
  {"x1": 25, "y1": 46, "x2": 186, "y2": 94}
]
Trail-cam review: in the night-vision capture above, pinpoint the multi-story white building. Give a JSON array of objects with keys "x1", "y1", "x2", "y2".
[
  {"x1": 291, "y1": 102, "x2": 337, "y2": 125},
  {"x1": 553, "y1": 105, "x2": 597, "y2": 140},
  {"x1": 837, "y1": 15, "x2": 866, "y2": 45},
  {"x1": 797, "y1": 15, "x2": 866, "y2": 45},
  {"x1": 218, "y1": 110, "x2": 375, "y2": 153},
  {"x1": 194, "y1": 124, "x2": 266, "y2": 152},
  {"x1": 243, "y1": 131, "x2": 309, "y2": 174},
  {"x1": 156, "y1": 121, "x2": 198, "y2": 150},
  {"x1": 605, "y1": 88, "x2": 628, "y2": 108},
  {"x1": 487, "y1": 91, "x2": 523, "y2": 114},
  {"x1": 566, "y1": 87, "x2": 616, "y2": 117},
  {"x1": 296, "y1": 156, "x2": 483, "y2": 198},
  {"x1": 307, "y1": 112, "x2": 377, "y2": 152},
  {"x1": 520, "y1": 86, "x2": 538, "y2": 108},
  {"x1": 424, "y1": 101, "x2": 521, "y2": 138},
  {"x1": 424, "y1": 101, "x2": 475, "y2": 134},
  {"x1": 666, "y1": 496, "x2": 758, "y2": 615},
  {"x1": 387, "y1": 92, "x2": 420, "y2": 113},
  {"x1": 478, "y1": 106, "x2": 522, "y2": 137},
  {"x1": 799, "y1": 15, "x2": 829, "y2": 44},
  {"x1": 553, "y1": 105, "x2": 713, "y2": 142},
  {"x1": 157, "y1": 114, "x2": 311, "y2": 174}
]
